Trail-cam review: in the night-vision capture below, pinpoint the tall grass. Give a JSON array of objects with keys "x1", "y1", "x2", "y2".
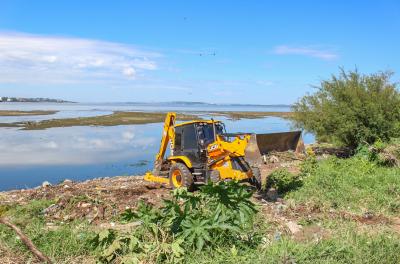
[
  {"x1": 186, "y1": 231, "x2": 400, "y2": 264},
  {"x1": 286, "y1": 156, "x2": 400, "y2": 215}
]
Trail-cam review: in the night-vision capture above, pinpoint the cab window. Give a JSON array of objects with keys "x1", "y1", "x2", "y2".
[{"x1": 182, "y1": 124, "x2": 198, "y2": 150}]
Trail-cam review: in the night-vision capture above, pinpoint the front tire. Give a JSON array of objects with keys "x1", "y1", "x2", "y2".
[{"x1": 169, "y1": 163, "x2": 194, "y2": 190}]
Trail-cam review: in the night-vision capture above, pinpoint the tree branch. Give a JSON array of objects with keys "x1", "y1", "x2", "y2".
[{"x1": 0, "y1": 217, "x2": 52, "y2": 263}]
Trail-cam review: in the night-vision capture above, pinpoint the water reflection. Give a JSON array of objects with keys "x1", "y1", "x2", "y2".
[{"x1": 0, "y1": 110, "x2": 113, "y2": 124}]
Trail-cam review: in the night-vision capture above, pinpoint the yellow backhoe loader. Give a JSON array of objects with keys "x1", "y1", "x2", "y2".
[{"x1": 144, "y1": 112, "x2": 304, "y2": 189}]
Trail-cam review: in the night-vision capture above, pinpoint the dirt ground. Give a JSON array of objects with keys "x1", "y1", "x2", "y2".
[
  {"x1": 0, "y1": 176, "x2": 170, "y2": 224},
  {"x1": 0, "y1": 150, "x2": 304, "y2": 223}
]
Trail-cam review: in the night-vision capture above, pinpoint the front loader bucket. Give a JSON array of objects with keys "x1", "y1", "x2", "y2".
[{"x1": 245, "y1": 131, "x2": 305, "y2": 164}]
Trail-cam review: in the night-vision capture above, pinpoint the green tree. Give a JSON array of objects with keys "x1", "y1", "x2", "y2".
[{"x1": 292, "y1": 69, "x2": 400, "y2": 149}]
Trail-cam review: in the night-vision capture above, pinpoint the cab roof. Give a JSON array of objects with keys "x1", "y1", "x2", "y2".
[{"x1": 174, "y1": 120, "x2": 222, "y2": 127}]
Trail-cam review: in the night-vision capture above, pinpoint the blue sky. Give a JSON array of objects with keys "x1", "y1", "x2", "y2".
[{"x1": 0, "y1": 0, "x2": 399, "y2": 104}]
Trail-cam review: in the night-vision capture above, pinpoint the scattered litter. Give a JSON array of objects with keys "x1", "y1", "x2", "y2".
[
  {"x1": 41, "y1": 181, "x2": 52, "y2": 188},
  {"x1": 286, "y1": 221, "x2": 302, "y2": 234}
]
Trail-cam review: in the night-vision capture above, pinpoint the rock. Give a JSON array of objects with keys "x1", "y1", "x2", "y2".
[
  {"x1": 63, "y1": 185, "x2": 70, "y2": 189},
  {"x1": 363, "y1": 211, "x2": 374, "y2": 219},
  {"x1": 42, "y1": 181, "x2": 52, "y2": 187},
  {"x1": 276, "y1": 198, "x2": 284, "y2": 203},
  {"x1": 266, "y1": 188, "x2": 278, "y2": 201},
  {"x1": 78, "y1": 202, "x2": 91, "y2": 208},
  {"x1": 262, "y1": 155, "x2": 268, "y2": 164},
  {"x1": 275, "y1": 203, "x2": 287, "y2": 213},
  {"x1": 269, "y1": 155, "x2": 280, "y2": 163},
  {"x1": 286, "y1": 221, "x2": 302, "y2": 234},
  {"x1": 274, "y1": 231, "x2": 281, "y2": 241},
  {"x1": 41, "y1": 204, "x2": 59, "y2": 214},
  {"x1": 63, "y1": 179, "x2": 73, "y2": 184}
]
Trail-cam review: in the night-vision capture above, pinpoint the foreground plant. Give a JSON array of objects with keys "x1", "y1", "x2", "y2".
[{"x1": 91, "y1": 181, "x2": 258, "y2": 263}]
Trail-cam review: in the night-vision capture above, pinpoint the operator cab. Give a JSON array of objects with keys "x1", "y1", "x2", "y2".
[
  {"x1": 197, "y1": 122, "x2": 225, "y2": 147},
  {"x1": 173, "y1": 121, "x2": 225, "y2": 169}
]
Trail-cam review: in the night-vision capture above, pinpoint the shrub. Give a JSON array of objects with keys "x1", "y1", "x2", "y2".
[
  {"x1": 91, "y1": 181, "x2": 259, "y2": 263},
  {"x1": 292, "y1": 69, "x2": 400, "y2": 149},
  {"x1": 299, "y1": 156, "x2": 318, "y2": 178},
  {"x1": 267, "y1": 169, "x2": 302, "y2": 193}
]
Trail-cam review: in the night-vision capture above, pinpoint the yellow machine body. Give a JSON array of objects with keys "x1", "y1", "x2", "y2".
[{"x1": 144, "y1": 112, "x2": 304, "y2": 188}]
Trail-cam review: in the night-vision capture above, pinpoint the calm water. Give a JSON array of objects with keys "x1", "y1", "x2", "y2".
[{"x1": 0, "y1": 103, "x2": 314, "y2": 191}]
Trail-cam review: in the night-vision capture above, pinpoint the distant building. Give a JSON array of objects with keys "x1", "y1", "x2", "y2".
[{"x1": 7, "y1": 98, "x2": 12, "y2": 102}]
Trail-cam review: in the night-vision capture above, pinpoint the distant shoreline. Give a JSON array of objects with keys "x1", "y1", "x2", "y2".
[
  {"x1": 0, "y1": 99, "x2": 291, "y2": 107},
  {"x1": 0, "y1": 97, "x2": 74, "y2": 103}
]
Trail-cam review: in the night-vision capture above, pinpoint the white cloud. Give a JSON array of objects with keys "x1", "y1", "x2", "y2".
[
  {"x1": 273, "y1": 45, "x2": 338, "y2": 60},
  {"x1": 43, "y1": 55, "x2": 57, "y2": 63},
  {"x1": 122, "y1": 67, "x2": 136, "y2": 78},
  {"x1": 0, "y1": 32, "x2": 160, "y2": 84}
]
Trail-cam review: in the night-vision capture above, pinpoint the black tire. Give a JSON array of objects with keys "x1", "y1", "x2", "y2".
[
  {"x1": 169, "y1": 163, "x2": 194, "y2": 190},
  {"x1": 251, "y1": 166, "x2": 262, "y2": 190}
]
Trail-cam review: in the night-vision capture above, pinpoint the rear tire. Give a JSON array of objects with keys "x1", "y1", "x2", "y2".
[
  {"x1": 251, "y1": 166, "x2": 262, "y2": 190},
  {"x1": 169, "y1": 163, "x2": 194, "y2": 190}
]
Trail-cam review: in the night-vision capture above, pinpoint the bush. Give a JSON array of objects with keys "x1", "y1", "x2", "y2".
[
  {"x1": 267, "y1": 169, "x2": 302, "y2": 193},
  {"x1": 292, "y1": 69, "x2": 400, "y2": 149},
  {"x1": 91, "y1": 181, "x2": 259, "y2": 263}
]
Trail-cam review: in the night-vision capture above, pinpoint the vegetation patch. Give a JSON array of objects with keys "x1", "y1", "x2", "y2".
[
  {"x1": 3, "y1": 111, "x2": 199, "y2": 130},
  {"x1": 0, "y1": 200, "x2": 96, "y2": 263},
  {"x1": 0, "y1": 110, "x2": 58, "y2": 116},
  {"x1": 285, "y1": 156, "x2": 400, "y2": 215},
  {"x1": 91, "y1": 181, "x2": 258, "y2": 263}
]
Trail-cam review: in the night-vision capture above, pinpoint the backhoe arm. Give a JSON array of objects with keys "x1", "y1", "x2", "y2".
[{"x1": 153, "y1": 112, "x2": 176, "y2": 173}]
